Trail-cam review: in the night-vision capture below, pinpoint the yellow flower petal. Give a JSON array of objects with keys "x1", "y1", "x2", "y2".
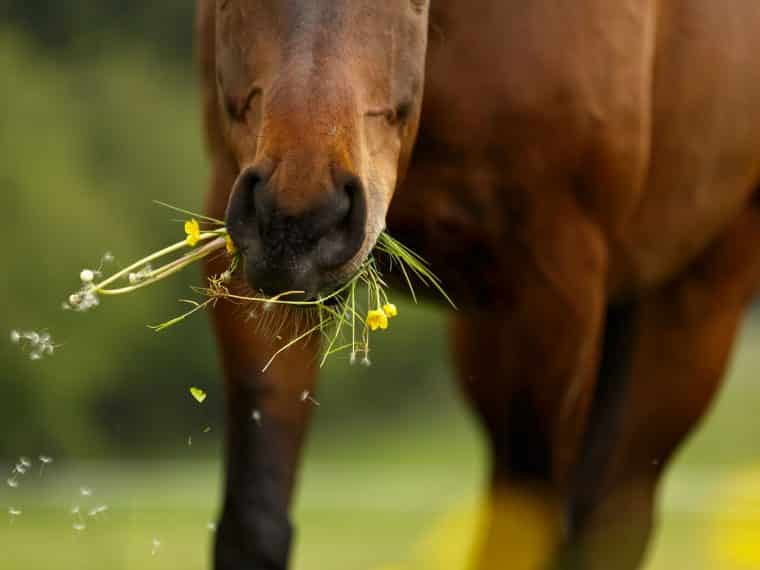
[
  {"x1": 383, "y1": 303, "x2": 398, "y2": 318},
  {"x1": 189, "y1": 386, "x2": 207, "y2": 404},
  {"x1": 185, "y1": 219, "x2": 201, "y2": 247},
  {"x1": 225, "y1": 234, "x2": 237, "y2": 255},
  {"x1": 367, "y1": 309, "x2": 389, "y2": 331}
]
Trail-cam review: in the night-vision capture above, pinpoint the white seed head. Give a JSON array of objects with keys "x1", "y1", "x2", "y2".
[
  {"x1": 102, "y1": 251, "x2": 114, "y2": 263},
  {"x1": 80, "y1": 269, "x2": 95, "y2": 283},
  {"x1": 80, "y1": 486, "x2": 92, "y2": 497},
  {"x1": 72, "y1": 522, "x2": 86, "y2": 532},
  {"x1": 361, "y1": 356, "x2": 372, "y2": 367},
  {"x1": 88, "y1": 505, "x2": 108, "y2": 517},
  {"x1": 69, "y1": 293, "x2": 82, "y2": 306},
  {"x1": 10, "y1": 330, "x2": 20, "y2": 343},
  {"x1": 251, "y1": 409, "x2": 262, "y2": 424},
  {"x1": 71, "y1": 505, "x2": 80, "y2": 515},
  {"x1": 19, "y1": 457, "x2": 31, "y2": 468},
  {"x1": 7, "y1": 478, "x2": 18, "y2": 488},
  {"x1": 29, "y1": 351, "x2": 42, "y2": 361},
  {"x1": 8, "y1": 508, "x2": 21, "y2": 517},
  {"x1": 349, "y1": 352, "x2": 357, "y2": 365},
  {"x1": 39, "y1": 455, "x2": 53, "y2": 464},
  {"x1": 25, "y1": 332, "x2": 40, "y2": 345}
]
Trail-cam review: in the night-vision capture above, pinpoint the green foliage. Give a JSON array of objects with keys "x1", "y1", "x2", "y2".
[{"x1": 1, "y1": 1, "x2": 195, "y2": 62}]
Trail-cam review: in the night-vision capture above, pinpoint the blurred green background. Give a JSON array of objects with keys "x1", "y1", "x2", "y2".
[{"x1": 2, "y1": 5, "x2": 760, "y2": 569}]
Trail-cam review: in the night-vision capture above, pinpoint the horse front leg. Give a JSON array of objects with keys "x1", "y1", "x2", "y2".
[
  {"x1": 209, "y1": 296, "x2": 318, "y2": 570},
  {"x1": 450, "y1": 200, "x2": 609, "y2": 569},
  {"x1": 562, "y1": 203, "x2": 760, "y2": 570}
]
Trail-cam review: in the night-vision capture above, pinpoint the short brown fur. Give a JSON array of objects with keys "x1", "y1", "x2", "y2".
[{"x1": 198, "y1": 1, "x2": 760, "y2": 568}]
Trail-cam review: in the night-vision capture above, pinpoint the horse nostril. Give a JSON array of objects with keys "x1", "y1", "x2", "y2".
[
  {"x1": 225, "y1": 167, "x2": 266, "y2": 250},
  {"x1": 315, "y1": 170, "x2": 367, "y2": 269}
]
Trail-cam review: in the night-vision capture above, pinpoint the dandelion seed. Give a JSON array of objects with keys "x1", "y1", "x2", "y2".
[
  {"x1": 19, "y1": 457, "x2": 31, "y2": 469},
  {"x1": 151, "y1": 537, "x2": 161, "y2": 556},
  {"x1": 24, "y1": 332, "x2": 40, "y2": 345},
  {"x1": 102, "y1": 251, "x2": 114, "y2": 264},
  {"x1": 88, "y1": 505, "x2": 108, "y2": 517},
  {"x1": 7, "y1": 478, "x2": 18, "y2": 488},
  {"x1": 73, "y1": 522, "x2": 86, "y2": 532},
  {"x1": 10, "y1": 330, "x2": 20, "y2": 343},
  {"x1": 251, "y1": 409, "x2": 262, "y2": 425},
  {"x1": 29, "y1": 351, "x2": 41, "y2": 361},
  {"x1": 361, "y1": 355, "x2": 372, "y2": 367},
  {"x1": 61, "y1": 302, "x2": 71, "y2": 310},
  {"x1": 14, "y1": 464, "x2": 28, "y2": 475},
  {"x1": 80, "y1": 269, "x2": 95, "y2": 283},
  {"x1": 80, "y1": 487, "x2": 93, "y2": 497},
  {"x1": 189, "y1": 387, "x2": 207, "y2": 404},
  {"x1": 349, "y1": 352, "x2": 357, "y2": 365},
  {"x1": 300, "y1": 390, "x2": 320, "y2": 407},
  {"x1": 69, "y1": 293, "x2": 82, "y2": 306},
  {"x1": 71, "y1": 505, "x2": 80, "y2": 516},
  {"x1": 8, "y1": 507, "x2": 21, "y2": 519},
  {"x1": 38, "y1": 457, "x2": 52, "y2": 476}
]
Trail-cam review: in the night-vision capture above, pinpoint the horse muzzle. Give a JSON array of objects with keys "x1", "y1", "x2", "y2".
[{"x1": 225, "y1": 163, "x2": 368, "y2": 299}]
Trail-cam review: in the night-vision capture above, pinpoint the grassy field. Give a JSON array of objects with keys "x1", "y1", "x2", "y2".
[{"x1": 3, "y1": 320, "x2": 760, "y2": 570}]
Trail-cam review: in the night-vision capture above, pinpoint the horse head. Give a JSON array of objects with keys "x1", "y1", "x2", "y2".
[{"x1": 218, "y1": 0, "x2": 429, "y2": 298}]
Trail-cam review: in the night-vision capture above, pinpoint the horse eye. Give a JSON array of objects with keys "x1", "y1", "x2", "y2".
[
  {"x1": 393, "y1": 101, "x2": 413, "y2": 124},
  {"x1": 225, "y1": 86, "x2": 261, "y2": 123}
]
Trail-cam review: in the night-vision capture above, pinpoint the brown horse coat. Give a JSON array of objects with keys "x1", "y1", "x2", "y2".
[{"x1": 198, "y1": 1, "x2": 760, "y2": 568}]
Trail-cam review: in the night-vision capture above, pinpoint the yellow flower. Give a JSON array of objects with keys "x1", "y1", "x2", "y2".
[
  {"x1": 189, "y1": 386, "x2": 207, "y2": 403},
  {"x1": 383, "y1": 303, "x2": 398, "y2": 318},
  {"x1": 367, "y1": 309, "x2": 389, "y2": 331},
  {"x1": 184, "y1": 218, "x2": 201, "y2": 247},
  {"x1": 225, "y1": 234, "x2": 237, "y2": 255}
]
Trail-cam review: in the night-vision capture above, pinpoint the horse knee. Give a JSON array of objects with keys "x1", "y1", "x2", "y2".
[
  {"x1": 558, "y1": 477, "x2": 656, "y2": 570},
  {"x1": 215, "y1": 503, "x2": 293, "y2": 570}
]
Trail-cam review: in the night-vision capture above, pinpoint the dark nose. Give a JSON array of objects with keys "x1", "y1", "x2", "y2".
[{"x1": 225, "y1": 165, "x2": 367, "y2": 297}]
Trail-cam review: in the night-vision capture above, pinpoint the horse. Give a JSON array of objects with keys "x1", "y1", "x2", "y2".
[{"x1": 197, "y1": 1, "x2": 760, "y2": 568}]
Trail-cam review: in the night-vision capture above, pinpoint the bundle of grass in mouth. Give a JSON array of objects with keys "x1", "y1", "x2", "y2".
[{"x1": 66, "y1": 203, "x2": 454, "y2": 371}]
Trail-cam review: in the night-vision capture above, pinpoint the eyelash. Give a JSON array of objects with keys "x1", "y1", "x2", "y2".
[
  {"x1": 225, "y1": 87, "x2": 261, "y2": 123},
  {"x1": 368, "y1": 102, "x2": 413, "y2": 126}
]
